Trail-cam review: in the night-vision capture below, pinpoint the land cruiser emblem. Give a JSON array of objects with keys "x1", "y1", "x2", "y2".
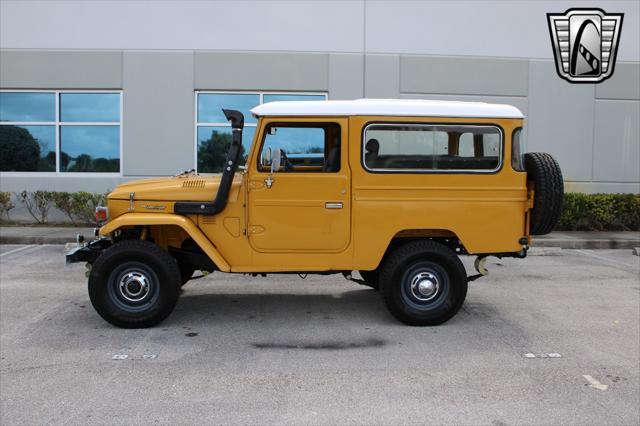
[{"x1": 547, "y1": 8, "x2": 623, "y2": 83}]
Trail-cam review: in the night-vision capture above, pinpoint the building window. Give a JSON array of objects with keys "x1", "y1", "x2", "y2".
[
  {"x1": 195, "y1": 91, "x2": 326, "y2": 173},
  {"x1": 0, "y1": 91, "x2": 122, "y2": 174},
  {"x1": 363, "y1": 123, "x2": 502, "y2": 173}
]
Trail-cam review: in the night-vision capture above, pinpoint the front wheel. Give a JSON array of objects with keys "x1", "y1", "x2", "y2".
[
  {"x1": 379, "y1": 240, "x2": 467, "y2": 326},
  {"x1": 88, "y1": 240, "x2": 181, "y2": 328}
]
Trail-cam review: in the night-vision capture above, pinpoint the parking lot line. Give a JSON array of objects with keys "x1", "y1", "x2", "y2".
[
  {"x1": 574, "y1": 249, "x2": 639, "y2": 269},
  {"x1": 0, "y1": 245, "x2": 37, "y2": 258}
]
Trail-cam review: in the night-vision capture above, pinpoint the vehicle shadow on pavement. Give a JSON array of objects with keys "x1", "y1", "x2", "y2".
[{"x1": 170, "y1": 287, "x2": 396, "y2": 326}]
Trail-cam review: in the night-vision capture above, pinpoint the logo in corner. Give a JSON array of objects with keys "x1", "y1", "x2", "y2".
[{"x1": 547, "y1": 8, "x2": 623, "y2": 83}]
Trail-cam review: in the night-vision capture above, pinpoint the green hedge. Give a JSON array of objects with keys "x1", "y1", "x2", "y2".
[
  {"x1": 0, "y1": 190, "x2": 108, "y2": 225},
  {"x1": 556, "y1": 193, "x2": 640, "y2": 231}
]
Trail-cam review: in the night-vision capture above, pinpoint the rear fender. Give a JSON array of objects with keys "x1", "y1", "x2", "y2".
[{"x1": 99, "y1": 213, "x2": 230, "y2": 272}]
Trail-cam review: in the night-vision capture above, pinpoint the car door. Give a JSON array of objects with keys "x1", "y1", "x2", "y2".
[{"x1": 248, "y1": 118, "x2": 350, "y2": 253}]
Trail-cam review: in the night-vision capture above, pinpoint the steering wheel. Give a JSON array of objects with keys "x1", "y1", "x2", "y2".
[{"x1": 280, "y1": 150, "x2": 295, "y2": 172}]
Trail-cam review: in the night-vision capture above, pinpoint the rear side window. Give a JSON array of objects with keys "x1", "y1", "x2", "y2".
[
  {"x1": 363, "y1": 124, "x2": 502, "y2": 172},
  {"x1": 512, "y1": 128, "x2": 525, "y2": 172}
]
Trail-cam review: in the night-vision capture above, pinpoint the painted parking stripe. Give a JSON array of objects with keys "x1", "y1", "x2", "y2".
[
  {"x1": 575, "y1": 249, "x2": 639, "y2": 269},
  {"x1": 583, "y1": 375, "x2": 608, "y2": 390},
  {"x1": 0, "y1": 245, "x2": 37, "y2": 258}
]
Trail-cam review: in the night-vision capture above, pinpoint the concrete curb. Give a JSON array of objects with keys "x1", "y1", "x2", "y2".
[
  {"x1": 0, "y1": 236, "x2": 80, "y2": 245},
  {"x1": 531, "y1": 239, "x2": 639, "y2": 250}
]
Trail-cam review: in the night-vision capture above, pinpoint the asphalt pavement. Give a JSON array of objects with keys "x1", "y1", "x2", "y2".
[{"x1": 0, "y1": 245, "x2": 639, "y2": 425}]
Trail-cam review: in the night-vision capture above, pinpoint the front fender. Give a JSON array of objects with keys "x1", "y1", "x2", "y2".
[{"x1": 99, "y1": 213, "x2": 231, "y2": 272}]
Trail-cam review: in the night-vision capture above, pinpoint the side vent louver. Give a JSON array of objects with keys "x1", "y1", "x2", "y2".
[
  {"x1": 182, "y1": 179, "x2": 206, "y2": 189},
  {"x1": 202, "y1": 217, "x2": 216, "y2": 224}
]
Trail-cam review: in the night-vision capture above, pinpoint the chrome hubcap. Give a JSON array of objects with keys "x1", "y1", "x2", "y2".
[
  {"x1": 410, "y1": 271, "x2": 440, "y2": 301},
  {"x1": 118, "y1": 271, "x2": 151, "y2": 302}
]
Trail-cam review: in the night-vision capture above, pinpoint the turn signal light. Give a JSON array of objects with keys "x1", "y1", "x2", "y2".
[{"x1": 95, "y1": 206, "x2": 109, "y2": 223}]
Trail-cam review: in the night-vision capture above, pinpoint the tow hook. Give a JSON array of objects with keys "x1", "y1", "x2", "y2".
[{"x1": 468, "y1": 256, "x2": 488, "y2": 282}]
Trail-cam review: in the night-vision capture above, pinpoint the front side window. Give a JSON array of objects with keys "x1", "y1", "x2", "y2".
[
  {"x1": 258, "y1": 123, "x2": 341, "y2": 173},
  {"x1": 0, "y1": 91, "x2": 121, "y2": 173},
  {"x1": 195, "y1": 92, "x2": 326, "y2": 173},
  {"x1": 363, "y1": 124, "x2": 502, "y2": 172}
]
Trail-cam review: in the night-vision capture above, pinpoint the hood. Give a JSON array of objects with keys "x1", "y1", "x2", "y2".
[{"x1": 109, "y1": 175, "x2": 226, "y2": 202}]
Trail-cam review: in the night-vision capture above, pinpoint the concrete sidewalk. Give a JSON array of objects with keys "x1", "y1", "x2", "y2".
[{"x1": 1, "y1": 225, "x2": 638, "y2": 250}]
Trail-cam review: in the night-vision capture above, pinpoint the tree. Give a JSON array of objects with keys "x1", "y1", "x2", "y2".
[
  {"x1": 197, "y1": 130, "x2": 245, "y2": 173},
  {"x1": 0, "y1": 126, "x2": 40, "y2": 171}
]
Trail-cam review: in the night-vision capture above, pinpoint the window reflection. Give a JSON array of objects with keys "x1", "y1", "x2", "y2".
[
  {"x1": 198, "y1": 94, "x2": 259, "y2": 124},
  {"x1": 60, "y1": 126, "x2": 120, "y2": 172},
  {"x1": 0, "y1": 93, "x2": 55, "y2": 122},
  {"x1": 197, "y1": 126, "x2": 255, "y2": 173},
  {"x1": 60, "y1": 93, "x2": 120, "y2": 122},
  {"x1": 0, "y1": 125, "x2": 56, "y2": 171}
]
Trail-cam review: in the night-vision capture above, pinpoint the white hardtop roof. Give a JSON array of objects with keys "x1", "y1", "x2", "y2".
[{"x1": 251, "y1": 99, "x2": 524, "y2": 119}]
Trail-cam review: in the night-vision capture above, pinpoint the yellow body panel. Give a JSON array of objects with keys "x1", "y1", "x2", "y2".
[
  {"x1": 100, "y1": 213, "x2": 231, "y2": 272},
  {"x1": 102, "y1": 114, "x2": 528, "y2": 273}
]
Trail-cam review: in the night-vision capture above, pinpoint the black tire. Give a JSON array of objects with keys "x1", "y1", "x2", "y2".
[
  {"x1": 525, "y1": 152, "x2": 564, "y2": 235},
  {"x1": 88, "y1": 240, "x2": 181, "y2": 328},
  {"x1": 359, "y1": 270, "x2": 380, "y2": 290},
  {"x1": 379, "y1": 240, "x2": 467, "y2": 326}
]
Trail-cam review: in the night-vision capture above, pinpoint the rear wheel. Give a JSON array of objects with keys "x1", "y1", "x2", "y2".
[
  {"x1": 88, "y1": 240, "x2": 181, "y2": 328},
  {"x1": 379, "y1": 240, "x2": 467, "y2": 326}
]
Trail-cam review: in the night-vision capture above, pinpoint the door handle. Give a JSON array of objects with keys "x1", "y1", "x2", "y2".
[
  {"x1": 265, "y1": 175, "x2": 274, "y2": 189},
  {"x1": 325, "y1": 202, "x2": 343, "y2": 209}
]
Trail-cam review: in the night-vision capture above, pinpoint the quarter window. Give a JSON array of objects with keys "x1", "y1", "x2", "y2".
[
  {"x1": 363, "y1": 124, "x2": 502, "y2": 172},
  {"x1": 0, "y1": 91, "x2": 121, "y2": 173},
  {"x1": 512, "y1": 128, "x2": 525, "y2": 172},
  {"x1": 196, "y1": 92, "x2": 326, "y2": 173}
]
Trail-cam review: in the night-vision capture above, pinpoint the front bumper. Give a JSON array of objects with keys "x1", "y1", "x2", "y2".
[{"x1": 65, "y1": 237, "x2": 111, "y2": 264}]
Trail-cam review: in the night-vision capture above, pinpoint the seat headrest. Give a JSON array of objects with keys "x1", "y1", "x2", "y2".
[{"x1": 366, "y1": 138, "x2": 380, "y2": 153}]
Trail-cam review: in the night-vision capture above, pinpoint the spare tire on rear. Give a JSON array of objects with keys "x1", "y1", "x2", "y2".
[{"x1": 525, "y1": 152, "x2": 564, "y2": 235}]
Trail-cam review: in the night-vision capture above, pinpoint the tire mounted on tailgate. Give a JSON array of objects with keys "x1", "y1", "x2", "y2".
[{"x1": 525, "y1": 152, "x2": 564, "y2": 235}]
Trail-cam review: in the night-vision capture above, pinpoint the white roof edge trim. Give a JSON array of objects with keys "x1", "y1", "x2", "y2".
[{"x1": 250, "y1": 99, "x2": 524, "y2": 119}]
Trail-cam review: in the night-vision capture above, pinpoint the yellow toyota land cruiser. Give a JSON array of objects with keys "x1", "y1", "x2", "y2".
[{"x1": 66, "y1": 99, "x2": 563, "y2": 328}]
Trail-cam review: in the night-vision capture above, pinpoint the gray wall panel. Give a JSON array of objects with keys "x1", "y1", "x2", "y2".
[
  {"x1": 364, "y1": 55, "x2": 399, "y2": 98},
  {"x1": 122, "y1": 51, "x2": 194, "y2": 176},
  {"x1": 0, "y1": 50, "x2": 122, "y2": 88},
  {"x1": 595, "y1": 63, "x2": 640, "y2": 100},
  {"x1": 195, "y1": 52, "x2": 328, "y2": 91},
  {"x1": 400, "y1": 56, "x2": 529, "y2": 96},
  {"x1": 329, "y1": 54, "x2": 364, "y2": 100},
  {"x1": 527, "y1": 60, "x2": 595, "y2": 182},
  {"x1": 593, "y1": 100, "x2": 640, "y2": 183}
]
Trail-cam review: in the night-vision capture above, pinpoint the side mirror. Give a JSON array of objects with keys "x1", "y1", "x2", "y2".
[
  {"x1": 271, "y1": 148, "x2": 282, "y2": 173},
  {"x1": 263, "y1": 147, "x2": 272, "y2": 166}
]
